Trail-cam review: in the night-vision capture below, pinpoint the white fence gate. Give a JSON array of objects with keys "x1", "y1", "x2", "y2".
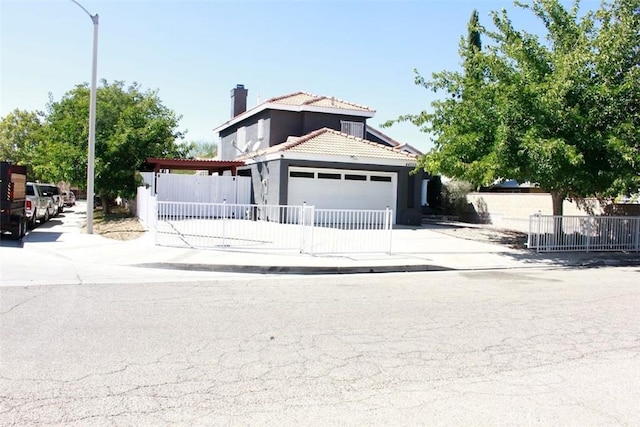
[
  {"x1": 137, "y1": 188, "x2": 393, "y2": 254},
  {"x1": 528, "y1": 214, "x2": 640, "y2": 252}
]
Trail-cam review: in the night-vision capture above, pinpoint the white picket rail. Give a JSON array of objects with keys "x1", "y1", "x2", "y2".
[
  {"x1": 528, "y1": 214, "x2": 640, "y2": 252},
  {"x1": 304, "y1": 208, "x2": 393, "y2": 255},
  {"x1": 136, "y1": 191, "x2": 394, "y2": 254},
  {"x1": 155, "y1": 202, "x2": 306, "y2": 251}
]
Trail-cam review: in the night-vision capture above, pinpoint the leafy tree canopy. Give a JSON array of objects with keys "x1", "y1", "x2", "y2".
[
  {"x1": 0, "y1": 109, "x2": 46, "y2": 177},
  {"x1": 384, "y1": 0, "x2": 639, "y2": 215},
  {"x1": 187, "y1": 140, "x2": 218, "y2": 159},
  {"x1": 1, "y1": 80, "x2": 189, "y2": 206},
  {"x1": 39, "y1": 80, "x2": 188, "y2": 205}
]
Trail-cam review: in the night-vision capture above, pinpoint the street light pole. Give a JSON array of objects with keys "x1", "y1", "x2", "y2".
[{"x1": 70, "y1": 0, "x2": 98, "y2": 234}]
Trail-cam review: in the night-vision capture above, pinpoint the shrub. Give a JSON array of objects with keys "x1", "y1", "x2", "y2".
[{"x1": 441, "y1": 179, "x2": 473, "y2": 217}]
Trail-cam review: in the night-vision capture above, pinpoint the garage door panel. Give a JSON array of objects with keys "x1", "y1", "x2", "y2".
[{"x1": 287, "y1": 167, "x2": 397, "y2": 222}]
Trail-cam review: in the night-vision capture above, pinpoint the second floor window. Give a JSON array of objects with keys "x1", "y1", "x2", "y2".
[{"x1": 341, "y1": 121, "x2": 364, "y2": 138}]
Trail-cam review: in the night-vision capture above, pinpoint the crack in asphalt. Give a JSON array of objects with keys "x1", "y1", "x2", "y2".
[
  {"x1": 0, "y1": 288, "x2": 52, "y2": 315},
  {"x1": 1, "y1": 271, "x2": 639, "y2": 424}
]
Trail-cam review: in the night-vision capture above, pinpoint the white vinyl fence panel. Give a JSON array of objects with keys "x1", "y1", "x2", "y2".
[
  {"x1": 156, "y1": 173, "x2": 251, "y2": 204},
  {"x1": 139, "y1": 172, "x2": 251, "y2": 204},
  {"x1": 136, "y1": 186, "x2": 157, "y2": 229}
]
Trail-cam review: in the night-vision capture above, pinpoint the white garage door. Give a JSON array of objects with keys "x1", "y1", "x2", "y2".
[{"x1": 287, "y1": 167, "x2": 397, "y2": 221}]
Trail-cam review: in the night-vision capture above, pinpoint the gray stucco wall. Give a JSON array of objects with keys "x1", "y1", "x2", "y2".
[
  {"x1": 219, "y1": 109, "x2": 369, "y2": 160},
  {"x1": 263, "y1": 110, "x2": 368, "y2": 146},
  {"x1": 300, "y1": 112, "x2": 366, "y2": 136},
  {"x1": 268, "y1": 111, "x2": 303, "y2": 146},
  {"x1": 365, "y1": 130, "x2": 394, "y2": 147},
  {"x1": 219, "y1": 111, "x2": 271, "y2": 160},
  {"x1": 237, "y1": 160, "x2": 282, "y2": 207}
]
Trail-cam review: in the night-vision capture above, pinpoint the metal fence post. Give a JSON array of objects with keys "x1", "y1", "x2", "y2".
[
  {"x1": 308, "y1": 204, "x2": 315, "y2": 256},
  {"x1": 300, "y1": 203, "x2": 315, "y2": 255},
  {"x1": 530, "y1": 211, "x2": 542, "y2": 253},
  {"x1": 527, "y1": 214, "x2": 533, "y2": 250},
  {"x1": 151, "y1": 195, "x2": 157, "y2": 245},
  {"x1": 385, "y1": 207, "x2": 393, "y2": 255},
  {"x1": 635, "y1": 217, "x2": 640, "y2": 252},
  {"x1": 300, "y1": 202, "x2": 306, "y2": 253},
  {"x1": 222, "y1": 198, "x2": 227, "y2": 247}
]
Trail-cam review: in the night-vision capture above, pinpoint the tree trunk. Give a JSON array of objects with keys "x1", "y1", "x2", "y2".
[
  {"x1": 550, "y1": 191, "x2": 565, "y2": 216},
  {"x1": 101, "y1": 194, "x2": 110, "y2": 214},
  {"x1": 550, "y1": 191, "x2": 566, "y2": 241}
]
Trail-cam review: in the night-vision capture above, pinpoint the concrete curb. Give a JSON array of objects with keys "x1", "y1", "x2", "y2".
[
  {"x1": 134, "y1": 257, "x2": 640, "y2": 275},
  {"x1": 134, "y1": 263, "x2": 454, "y2": 274}
]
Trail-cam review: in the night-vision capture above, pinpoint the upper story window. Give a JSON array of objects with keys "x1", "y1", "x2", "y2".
[{"x1": 341, "y1": 121, "x2": 364, "y2": 138}]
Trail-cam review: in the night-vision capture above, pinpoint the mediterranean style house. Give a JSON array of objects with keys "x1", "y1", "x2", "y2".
[{"x1": 213, "y1": 85, "x2": 429, "y2": 225}]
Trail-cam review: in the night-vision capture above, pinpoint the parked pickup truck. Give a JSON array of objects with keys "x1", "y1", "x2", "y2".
[
  {"x1": 26, "y1": 182, "x2": 54, "y2": 228},
  {"x1": 40, "y1": 183, "x2": 64, "y2": 214},
  {"x1": 0, "y1": 161, "x2": 28, "y2": 239}
]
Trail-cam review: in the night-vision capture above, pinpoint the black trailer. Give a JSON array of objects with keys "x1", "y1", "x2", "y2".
[{"x1": 0, "y1": 161, "x2": 28, "y2": 239}]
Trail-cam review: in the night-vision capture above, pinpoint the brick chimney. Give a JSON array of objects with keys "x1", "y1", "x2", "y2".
[{"x1": 230, "y1": 84, "x2": 248, "y2": 118}]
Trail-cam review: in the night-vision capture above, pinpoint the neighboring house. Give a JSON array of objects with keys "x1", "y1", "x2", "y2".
[
  {"x1": 365, "y1": 126, "x2": 424, "y2": 156},
  {"x1": 213, "y1": 85, "x2": 428, "y2": 225},
  {"x1": 480, "y1": 179, "x2": 546, "y2": 194}
]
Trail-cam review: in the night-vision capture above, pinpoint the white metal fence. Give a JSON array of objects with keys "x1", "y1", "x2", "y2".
[
  {"x1": 528, "y1": 214, "x2": 640, "y2": 252},
  {"x1": 137, "y1": 189, "x2": 393, "y2": 254}
]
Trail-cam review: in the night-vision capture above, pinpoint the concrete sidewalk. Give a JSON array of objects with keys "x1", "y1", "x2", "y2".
[{"x1": 2, "y1": 202, "x2": 639, "y2": 286}]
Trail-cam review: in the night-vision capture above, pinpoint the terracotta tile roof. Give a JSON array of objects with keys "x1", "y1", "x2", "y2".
[
  {"x1": 237, "y1": 128, "x2": 417, "y2": 161},
  {"x1": 267, "y1": 92, "x2": 375, "y2": 113},
  {"x1": 214, "y1": 90, "x2": 376, "y2": 133}
]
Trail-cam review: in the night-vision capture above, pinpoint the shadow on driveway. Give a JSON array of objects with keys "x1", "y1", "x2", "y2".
[{"x1": 23, "y1": 231, "x2": 64, "y2": 243}]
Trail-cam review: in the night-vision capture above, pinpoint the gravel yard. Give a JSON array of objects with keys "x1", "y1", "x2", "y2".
[{"x1": 425, "y1": 222, "x2": 528, "y2": 249}]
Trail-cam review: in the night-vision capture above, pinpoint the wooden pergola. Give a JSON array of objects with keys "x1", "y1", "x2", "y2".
[{"x1": 141, "y1": 158, "x2": 245, "y2": 176}]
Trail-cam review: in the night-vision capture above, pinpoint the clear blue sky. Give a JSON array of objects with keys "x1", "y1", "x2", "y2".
[{"x1": 1, "y1": 0, "x2": 595, "y2": 153}]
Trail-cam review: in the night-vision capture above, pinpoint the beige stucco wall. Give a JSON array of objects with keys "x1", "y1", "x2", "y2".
[{"x1": 463, "y1": 193, "x2": 602, "y2": 232}]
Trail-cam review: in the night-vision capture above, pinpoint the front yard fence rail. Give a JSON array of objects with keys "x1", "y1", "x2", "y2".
[
  {"x1": 528, "y1": 214, "x2": 640, "y2": 253},
  {"x1": 137, "y1": 188, "x2": 393, "y2": 255}
]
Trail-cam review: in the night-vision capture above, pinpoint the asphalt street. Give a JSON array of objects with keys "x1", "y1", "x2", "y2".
[
  {"x1": 1, "y1": 268, "x2": 639, "y2": 425},
  {"x1": 1, "y1": 204, "x2": 639, "y2": 425}
]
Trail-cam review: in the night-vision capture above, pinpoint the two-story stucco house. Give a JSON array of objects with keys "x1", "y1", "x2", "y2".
[{"x1": 213, "y1": 85, "x2": 428, "y2": 225}]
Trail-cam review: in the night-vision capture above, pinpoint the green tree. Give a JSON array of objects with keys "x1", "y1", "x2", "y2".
[
  {"x1": 385, "y1": 0, "x2": 639, "y2": 216},
  {"x1": 589, "y1": 0, "x2": 640, "y2": 196},
  {"x1": 0, "y1": 109, "x2": 46, "y2": 178},
  {"x1": 465, "y1": 9, "x2": 483, "y2": 81},
  {"x1": 43, "y1": 80, "x2": 187, "y2": 211},
  {"x1": 187, "y1": 140, "x2": 218, "y2": 159},
  {"x1": 467, "y1": 9, "x2": 482, "y2": 52}
]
